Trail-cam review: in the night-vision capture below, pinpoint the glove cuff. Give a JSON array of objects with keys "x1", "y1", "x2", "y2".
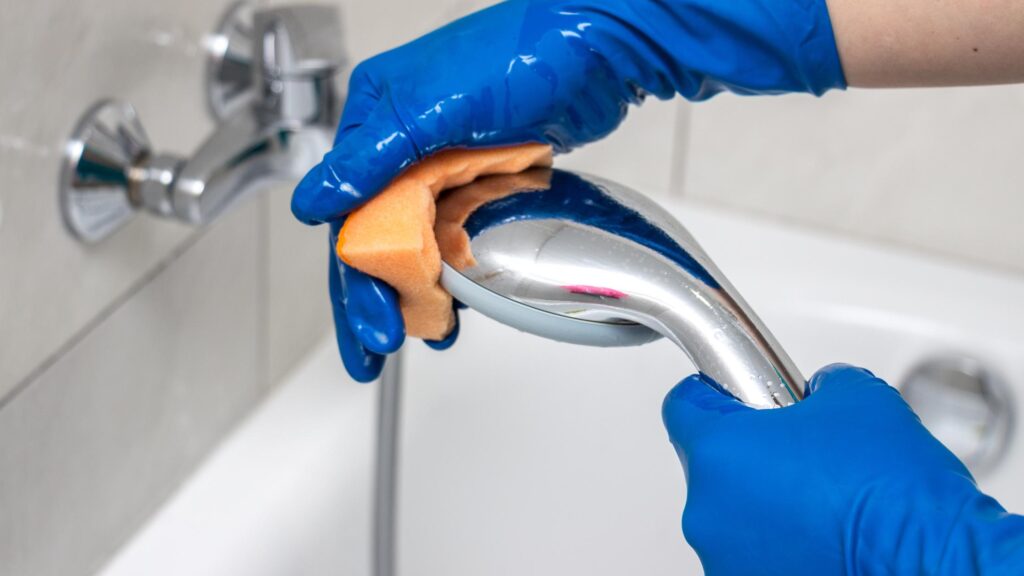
[
  {"x1": 937, "y1": 492, "x2": 1024, "y2": 576},
  {"x1": 852, "y1": 474, "x2": 1024, "y2": 576},
  {"x1": 564, "y1": 0, "x2": 847, "y2": 101},
  {"x1": 780, "y1": 0, "x2": 849, "y2": 96}
]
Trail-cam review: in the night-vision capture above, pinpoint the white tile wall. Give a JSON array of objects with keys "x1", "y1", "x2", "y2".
[
  {"x1": 339, "y1": 0, "x2": 495, "y2": 63},
  {"x1": 264, "y1": 184, "x2": 331, "y2": 384},
  {"x1": 0, "y1": 198, "x2": 264, "y2": 576},
  {"x1": 0, "y1": 0, "x2": 229, "y2": 396},
  {"x1": 0, "y1": 0, "x2": 503, "y2": 402},
  {"x1": 555, "y1": 98, "x2": 682, "y2": 198},
  {"x1": 679, "y1": 86, "x2": 1024, "y2": 272}
]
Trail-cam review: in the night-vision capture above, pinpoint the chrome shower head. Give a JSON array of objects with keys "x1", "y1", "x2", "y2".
[{"x1": 438, "y1": 168, "x2": 804, "y2": 409}]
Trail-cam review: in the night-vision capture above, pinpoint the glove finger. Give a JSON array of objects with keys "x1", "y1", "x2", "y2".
[
  {"x1": 327, "y1": 220, "x2": 405, "y2": 355},
  {"x1": 292, "y1": 98, "x2": 421, "y2": 224},
  {"x1": 334, "y1": 64, "x2": 382, "y2": 143},
  {"x1": 424, "y1": 307, "x2": 460, "y2": 350},
  {"x1": 341, "y1": 261, "x2": 406, "y2": 354},
  {"x1": 806, "y1": 363, "x2": 882, "y2": 396},
  {"x1": 329, "y1": 240, "x2": 385, "y2": 382},
  {"x1": 329, "y1": 220, "x2": 405, "y2": 354},
  {"x1": 662, "y1": 373, "x2": 751, "y2": 453}
]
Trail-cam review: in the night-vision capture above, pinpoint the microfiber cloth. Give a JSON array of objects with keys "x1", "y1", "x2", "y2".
[{"x1": 337, "y1": 144, "x2": 553, "y2": 340}]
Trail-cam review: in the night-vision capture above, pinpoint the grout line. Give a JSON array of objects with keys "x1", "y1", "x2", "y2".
[
  {"x1": 0, "y1": 227, "x2": 210, "y2": 412},
  {"x1": 257, "y1": 193, "x2": 271, "y2": 391},
  {"x1": 669, "y1": 101, "x2": 693, "y2": 200}
]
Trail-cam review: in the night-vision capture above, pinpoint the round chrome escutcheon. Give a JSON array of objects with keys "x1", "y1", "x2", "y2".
[{"x1": 901, "y1": 355, "x2": 1015, "y2": 476}]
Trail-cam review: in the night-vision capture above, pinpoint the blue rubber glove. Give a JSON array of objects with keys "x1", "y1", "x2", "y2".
[
  {"x1": 663, "y1": 364, "x2": 1024, "y2": 575},
  {"x1": 294, "y1": 0, "x2": 847, "y2": 380},
  {"x1": 326, "y1": 222, "x2": 458, "y2": 383}
]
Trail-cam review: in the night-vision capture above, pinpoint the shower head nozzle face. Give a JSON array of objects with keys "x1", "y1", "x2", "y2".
[{"x1": 437, "y1": 168, "x2": 805, "y2": 409}]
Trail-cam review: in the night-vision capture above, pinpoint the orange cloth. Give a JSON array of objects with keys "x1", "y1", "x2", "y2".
[
  {"x1": 337, "y1": 144, "x2": 553, "y2": 340},
  {"x1": 434, "y1": 169, "x2": 552, "y2": 272}
]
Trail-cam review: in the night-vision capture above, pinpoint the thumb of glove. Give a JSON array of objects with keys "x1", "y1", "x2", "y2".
[{"x1": 661, "y1": 373, "x2": 751, "y2": 469}]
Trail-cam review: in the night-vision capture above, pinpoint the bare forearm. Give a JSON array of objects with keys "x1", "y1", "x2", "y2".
[{"x1": 826, "y1": 0, "x2": 1024, "y2": 87}]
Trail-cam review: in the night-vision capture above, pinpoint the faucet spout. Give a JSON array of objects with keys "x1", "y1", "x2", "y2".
[
  {"x1": 167, "y1": 111, "x2": 334, "y2": 225},
  {"x1": 59, "y1": 3, "x2": 345, "y2": 242},
  {"x1": 137, "y1": 4, "x2": 344, "y2": 226}
]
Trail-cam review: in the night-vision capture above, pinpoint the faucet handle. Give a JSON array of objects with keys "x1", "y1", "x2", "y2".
[
  {"x1": 207, "y1": 2, "x2": 346, "y2": 123},
  {"x1": 205, "y1": 1, "x2": 257, "y2": 122},
  {"x1": 60, "y1": 100, "x2": 152, "y2": 242},
  {"x1": 255, "y1": 5, "x2": 346, "y2": 78},
  {"x1": 60, "y1": 3, "x2": 345, "y2": 242},
  {"x1": 59, "y1": 100, "x2": 189, "y2": 242}
]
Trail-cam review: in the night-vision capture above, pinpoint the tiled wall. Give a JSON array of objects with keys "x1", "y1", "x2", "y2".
[
  {"x1": 0, "y1": 0, "x2": 222, "y2": 397},
  {"x1": 2, "y1": 0, "x2": 1022, "y2": 575},
  {"x1": 678, "y1": 86, "x2": 1024, "y2": 272},
  {"x1": 0, "y1": 199, "x2": 266, "y2": 576},
  {"x1": 2, "y1": 1, "x2": 324, "y2": 575}
]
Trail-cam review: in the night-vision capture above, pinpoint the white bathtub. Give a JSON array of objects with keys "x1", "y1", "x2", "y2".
[{"x1": 98, "y1": 200, "x2": 1024, "y2": 576}]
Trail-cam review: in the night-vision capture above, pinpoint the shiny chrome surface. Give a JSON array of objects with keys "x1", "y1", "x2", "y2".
[
  {"x1": 168, "y1": 104, "x2": 334, "y2": 225},
  {"x1": 206, "y1": 1, "x2": 257, "y2": 122},
  {"x1": 440, "y1": 169, "x2": 804, "y2": 408},
  {"x1": 374, "y1": 351, "x2": 403, "y2": 576},
  {"x1": 60, "y1": 100, "x2": 150, "y2": 242},
  {"x1": 901, "y1": 355, "x2": 1015, "y2": 476},
  {"x1": 60, "y1": 2, "x2": 344, "y2": 241}
]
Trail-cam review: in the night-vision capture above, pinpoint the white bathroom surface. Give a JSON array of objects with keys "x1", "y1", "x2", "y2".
[
  {"x1": 98, "y1": 340, "x2": 376, "y2": 576},
  {"x1": 99, "y1": 200, "x2": 1024, "y2": 576}
]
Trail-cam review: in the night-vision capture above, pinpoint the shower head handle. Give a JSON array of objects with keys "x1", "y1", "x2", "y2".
[{"x1": 439, "y1": 168, "x2": 804, "y2": 409}]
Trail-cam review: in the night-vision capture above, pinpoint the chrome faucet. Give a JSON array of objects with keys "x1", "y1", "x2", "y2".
[{"x1": 60, "y1": 3, "x2": 345, "y2": 241}]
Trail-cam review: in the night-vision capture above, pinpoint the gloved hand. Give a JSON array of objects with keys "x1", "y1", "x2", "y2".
[
  {"x1": 294, "y1": 0, "x2": 847, "y2": 380},
  {"x1": 326, "y1": 222, "x2": 458, "y2": 383},
  {"x1": 663, "y1": 364, "x2": 1024, "y2": 575}
]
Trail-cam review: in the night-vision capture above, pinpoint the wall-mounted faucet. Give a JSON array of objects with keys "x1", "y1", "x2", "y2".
[{"x1": 60, "y1": 2, "x2": 345, "y2": 242}]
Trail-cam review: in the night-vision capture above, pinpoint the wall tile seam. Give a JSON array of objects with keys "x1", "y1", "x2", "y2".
[
  {"x1": 668, "y1": 102, "x2": 693, "y2": 200},
  {"x1": 257, "y1": 191, "x2": 271, "y2": 392},
  {"x1": 0, "y1": 227, "x2": 207, "y2": 412}
]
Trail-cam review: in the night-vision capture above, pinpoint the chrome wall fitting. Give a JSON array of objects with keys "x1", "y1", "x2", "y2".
[
  {"x1": 901, "y1": 355, "x2": 1015, "y2": 476},
  {"x1": 60, "y1": 100, "x2": 153, "y2": 243},
  {"x1": 206, "y1": 1, "x2": 258, "y2": 122},
  {"x1": 60, "y1": 2, "x2": 345, "y2": 242}
]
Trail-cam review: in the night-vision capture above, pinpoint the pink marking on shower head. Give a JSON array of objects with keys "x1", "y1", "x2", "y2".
[{"x1": 563, "y1": 285, "x2": 627, "y2": 299}]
